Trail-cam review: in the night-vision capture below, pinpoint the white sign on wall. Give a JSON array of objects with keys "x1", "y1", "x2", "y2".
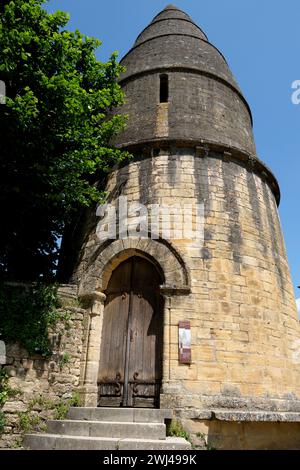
[{"x1": 178, "y1": 321, "x2": 191, "y2": 364}]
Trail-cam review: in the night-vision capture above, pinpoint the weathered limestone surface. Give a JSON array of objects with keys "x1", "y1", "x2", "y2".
[{"x1": 75, "y1": 149, "x2": 300, "y2": 416}]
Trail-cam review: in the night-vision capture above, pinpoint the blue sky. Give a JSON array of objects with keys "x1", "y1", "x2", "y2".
[{"x1": 46, "y1": 1, "x2": 300, "y2": 309}]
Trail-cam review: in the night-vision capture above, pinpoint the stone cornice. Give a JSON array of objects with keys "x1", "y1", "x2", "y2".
[{"x1": 115, "y1": 139, "x2": 281, "y2": 205}]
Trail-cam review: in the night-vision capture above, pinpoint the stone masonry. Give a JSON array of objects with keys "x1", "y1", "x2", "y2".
[
  {"x1": 0, "y1": 285, "x2": 88, "y2": 448},
  {"x1": 2, "y1": 5, "x2": 300, "y2": 450}
]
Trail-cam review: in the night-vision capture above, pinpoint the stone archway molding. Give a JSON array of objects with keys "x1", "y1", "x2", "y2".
[{"x1": 78, "y1": 237, "x2": 191, "y2": 300}]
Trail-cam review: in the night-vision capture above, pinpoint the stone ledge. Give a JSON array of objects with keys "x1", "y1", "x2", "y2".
[
  {"x1": 174, "y1": 409, "x2": 213, "y2": 420},
  {"x1": 175, "y1": 409, "x2": 300, "y2": 423},
  {"x1": 212, "y1": 410, "x2": 300, "y2": 423},
  {"x1": 115, "y1": 139, "x2": 281, "y2": 204}
]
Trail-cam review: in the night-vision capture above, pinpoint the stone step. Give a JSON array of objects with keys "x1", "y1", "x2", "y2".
[
  {"x1": 24, "y1": 434, "x2": 191, "y2": 451},
  {"x1": 47, "y1": 419, "x2": 166, "y2": 439},
  {"x1": 67, "y1": 407, "x2": 173, "y2": 423}
]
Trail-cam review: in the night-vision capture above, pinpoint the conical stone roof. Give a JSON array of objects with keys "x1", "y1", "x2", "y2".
[
  {"x1": 120, "y1": 5, "x2": 241, "y2": 93},
  {"x1": 134, "y1": 4, "x2": 208, "y2": 45},
  {"x1": 115, "y1": 5, "x2": 258, "y2": 158}
]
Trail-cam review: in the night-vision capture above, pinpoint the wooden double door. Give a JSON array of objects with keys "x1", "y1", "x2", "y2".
[{"x1": 98, "y1": 257, "x2": 163, "y2": 408}]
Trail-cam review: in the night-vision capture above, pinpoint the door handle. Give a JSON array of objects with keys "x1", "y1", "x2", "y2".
[{"x1": 130, "y1": 329, "x2": 134, "y2": 342}]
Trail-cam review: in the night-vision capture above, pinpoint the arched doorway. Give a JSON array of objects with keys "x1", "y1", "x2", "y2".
[{"x1": 98, "y1": 256, "x2": 164, "y2": 408}]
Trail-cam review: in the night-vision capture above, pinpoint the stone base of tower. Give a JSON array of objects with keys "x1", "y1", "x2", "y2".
[{"x1": 177, "y1": 417, "x2": 300, "y2": 450}]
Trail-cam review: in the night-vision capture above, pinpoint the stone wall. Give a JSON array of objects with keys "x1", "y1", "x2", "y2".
[
  {"x1": 0, "y1": 285, "x2": 87, "y2": 448},
  {"x1": 180, "y1": 415, "x2": 300, "y2": 450}
]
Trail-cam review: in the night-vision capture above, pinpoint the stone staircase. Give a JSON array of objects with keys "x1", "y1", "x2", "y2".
[{"x1": 24, "y1": 407, "x2": 191, "y2": 450}]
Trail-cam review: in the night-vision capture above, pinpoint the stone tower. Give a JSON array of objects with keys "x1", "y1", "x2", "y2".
[{"x1": 74, "y1": 5, "x2": 300, "y2": 448}]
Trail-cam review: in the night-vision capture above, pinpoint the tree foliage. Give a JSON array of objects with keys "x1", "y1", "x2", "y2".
[{"x1": 0, "y1": 0, "x2": 128, "y2": 281}]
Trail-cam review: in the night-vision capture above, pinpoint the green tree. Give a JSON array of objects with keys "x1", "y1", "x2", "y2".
[{"x1": 0, "y1": 0, "x2": 128, "y2": 281}]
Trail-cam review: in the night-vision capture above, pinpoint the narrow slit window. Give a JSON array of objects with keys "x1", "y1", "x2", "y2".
[{"x1": 160, "y1": 74, "x2": 169, "y2": 103}]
